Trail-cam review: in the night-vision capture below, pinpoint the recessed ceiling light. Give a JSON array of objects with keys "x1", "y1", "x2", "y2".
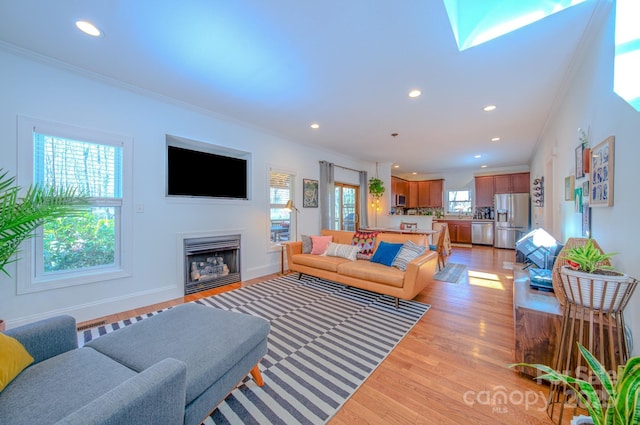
[
  {"x1": 481, "y1": 165, "x2": 488, "y2": 168},
  {"x1": 474, "y1": 154, "x2": 482, "y2": 159},
  {"x1": 75, "y1": 20, "x2": 102, "y2": 37},
  {"x1": 412, "y1": 172, "x2": 417, "y2": 175},
  {"x1": 483, "y1": 105, "x2": 497, "y2": 112},
  {"x1": 408, "y1": 89, "x2": 422, "y2": 98},
  {"x1": 393, "y1": 165, "x2": 400, "y2": 168},
  {"x1": 491, "y1": 137, "x2": 501, "y2": 141},
  {"x1": 310, "y1": 123, "x2": 320, "y2": 129}
]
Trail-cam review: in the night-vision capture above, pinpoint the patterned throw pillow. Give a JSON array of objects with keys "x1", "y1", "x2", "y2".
[
  {"x1": 301, "y1": 235, "x2": 312, "y2": 254},
  {"x1": 325, "y1": 242, "x2": 359, "y2": 261},
  {"x1": 351, "y1": 231, "x2": 379, "y2": 260},
  {"x1": 393, "y1": 240, "x2": 427, "y2": 271}
]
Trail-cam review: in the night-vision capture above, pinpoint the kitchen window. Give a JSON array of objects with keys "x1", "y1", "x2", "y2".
[{"x1": 447, "y1": 190, "x2": 472, "y2": 215}]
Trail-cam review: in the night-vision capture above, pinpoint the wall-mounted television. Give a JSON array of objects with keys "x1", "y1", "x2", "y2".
[{"x1": 166, "y1": 135, "x2": 250, "y2": 200}]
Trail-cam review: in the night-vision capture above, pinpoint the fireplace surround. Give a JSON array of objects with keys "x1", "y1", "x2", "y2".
[{"x1": 183, "y1": 234, "x2": 241, "y2": 294}]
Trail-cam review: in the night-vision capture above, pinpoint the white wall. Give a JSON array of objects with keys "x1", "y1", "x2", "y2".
[
  {"x1": 0, "y1": 47, "x2": 375, "y2": 326},
  {"x1": 530, "y1": 3, "x2": 640, "y2": 355}
]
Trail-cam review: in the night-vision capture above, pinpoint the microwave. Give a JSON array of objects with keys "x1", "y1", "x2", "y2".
[{"x1": 395, "y1": 194, "x2": 406, "y2": 207}]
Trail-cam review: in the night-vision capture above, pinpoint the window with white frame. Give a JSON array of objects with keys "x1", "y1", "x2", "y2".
[
  {"x1": 447, "y1": 190, "x2": 472, "y2": 215},
  {"x1": 269, "y1": 170, "x2": 294, "y2": 243},
  {"x1": 17, "y1": 117, "x2": 131, "y2": 292}
]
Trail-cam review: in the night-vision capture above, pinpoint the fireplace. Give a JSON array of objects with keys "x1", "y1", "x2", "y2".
[{"x1": 183, "y1": 234, "x2": 241, "y2": 295}]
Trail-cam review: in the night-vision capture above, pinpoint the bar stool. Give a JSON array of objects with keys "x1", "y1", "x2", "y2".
[{"x1": 547, "y1": 238, "x2": 638, "y2": 424}]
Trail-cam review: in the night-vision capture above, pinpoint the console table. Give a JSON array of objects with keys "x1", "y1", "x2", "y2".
[{"x1": 513, "y1": 269, "x2": 562, "y2": 378}]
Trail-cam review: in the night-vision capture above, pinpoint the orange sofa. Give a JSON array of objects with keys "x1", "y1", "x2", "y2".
[{"x1": 283, "y1": 229, "x2": 438, "y2": 307}]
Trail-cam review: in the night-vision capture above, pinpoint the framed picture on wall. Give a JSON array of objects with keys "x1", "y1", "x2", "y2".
[
  {"x1": 303, "y1": 178, "x2": 319, "y2": 208},
  {"x1": 564, "y1": 175, "x2": 575, "y2": 201},
  {"x1": 575, "y1": 144, "x2": 585, "y2": 178},
  {"x1": 589, "y1": 136, "x2": 614, "y2": 207},
  {"x1": 582, "y1": 206, "x2": 591, "y2": 237}
]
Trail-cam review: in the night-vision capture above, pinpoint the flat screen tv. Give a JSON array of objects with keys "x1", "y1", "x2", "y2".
[{"x1": 166, "y1": 136, "x2": 249, "y2": 200}]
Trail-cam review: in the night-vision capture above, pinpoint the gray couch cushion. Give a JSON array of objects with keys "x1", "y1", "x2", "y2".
[
  {"x1": 86, "y1": 303, "x2": 270, "y2": 405},
  {"x1": 0, "y1": 347, "x2": 137, "y2": 425}
]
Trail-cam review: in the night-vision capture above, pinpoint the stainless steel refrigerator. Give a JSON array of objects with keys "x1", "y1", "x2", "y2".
[{"x1": 494, "y1": 193, "x2": 530, "y2": 249}]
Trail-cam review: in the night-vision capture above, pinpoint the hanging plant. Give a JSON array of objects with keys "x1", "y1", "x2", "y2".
[{"x1": 368, "y1": 177, "x2": 385, "y2": 198}]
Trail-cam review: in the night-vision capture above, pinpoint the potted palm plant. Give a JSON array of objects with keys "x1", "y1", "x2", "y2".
[
  {"x1": 509, "y1": 343, "x2": 640, "y2": 425},
  {"x1": 0, "y1": 169, "x2": 88, "y2": 330},
  {"x1": 559, "y1": 239, "x2": 634, "y2": 312}
]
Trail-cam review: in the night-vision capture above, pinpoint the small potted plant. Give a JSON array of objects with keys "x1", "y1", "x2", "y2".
[
  {"x1": 509, "y1": 343, "x2": 640, "y2": 425},
  {"x1": 559, "y1": 239, "x2": 634, "y2": 312},
  {"x1": 368, "y1": 177, "x2": 385, "y2": 198}
]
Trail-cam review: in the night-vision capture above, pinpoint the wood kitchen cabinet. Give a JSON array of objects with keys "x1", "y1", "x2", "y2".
[
  {"x1": 474, "y1": 176, "x2": 494, "y2": 207},
  {"x1": 408, "y1": 181, "x2": 419, "y2": 207},
  {"x1": 418, "y1": 181, "x2": 430, "y2": 207},
  {"x1": 494, "y1": 172, "x2": 530, "y2": 194},
  {"x1": 429, "y1": 179, "x2": 443, "y2": 208},
  {"x1": 440, "y1": 220, "x2": 472, "y2": 244},
  {"x1": 393, "y1": 178, "x2": 443, "y2": 208}
]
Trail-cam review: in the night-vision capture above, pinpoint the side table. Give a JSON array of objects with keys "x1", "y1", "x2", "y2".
[{"x1": 513, "y1": 269, "x2": 562, "y2": 378}]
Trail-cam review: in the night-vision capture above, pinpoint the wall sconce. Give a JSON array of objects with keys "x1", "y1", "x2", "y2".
[{"x1": 285, "y1": 200, "x2": 299, "y2": 241}]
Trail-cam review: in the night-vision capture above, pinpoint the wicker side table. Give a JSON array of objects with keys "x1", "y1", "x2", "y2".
[{"x1": 546, "y1": 266, "x2": 637, "y2": 424}]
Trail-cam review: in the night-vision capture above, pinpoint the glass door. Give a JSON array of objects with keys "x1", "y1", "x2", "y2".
[{"x1": 334, "y1": 183, "x2": 359, "y2": 231}]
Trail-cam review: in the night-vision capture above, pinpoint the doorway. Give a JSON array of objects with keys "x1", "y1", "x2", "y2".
[{"x1": 334, "y1": 183, "x2": 359, "y2": 231}]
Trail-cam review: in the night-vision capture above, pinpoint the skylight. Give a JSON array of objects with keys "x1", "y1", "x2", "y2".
[
  {"x1": 443, "y1": 0, "x2": 588, "y2": 51},
  {"x1": 614, "y1": 0, "x2": 640, "y2": 112}
]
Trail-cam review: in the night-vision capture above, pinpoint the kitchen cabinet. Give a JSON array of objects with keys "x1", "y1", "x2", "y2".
[
  {"x1": 391, "y1": 177, "x2": 408, "y2": 201},
  {"x1": 474, "y1": 176, "x2": 494, "y2": 207},
  {"x1": 408, "y1": 181, "x2": 419, "y2": 207},
  {"x1": 394, "y1": 178, "x2": 443, "y2": 208},
  {"x1": 418, "y1": 181, "x2": 430, "y2": 207},
  {"x1": 494, "y1": 172, "x2": 530, "y2": 194},
  {"x1": 440, "y1": 220, "x2": 472, "y2": 244},
  {"x1": 429, "y1": 179, "x2": 443, "y2": 208}
]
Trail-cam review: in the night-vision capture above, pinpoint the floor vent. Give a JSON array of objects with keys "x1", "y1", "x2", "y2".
[{"x1": 77, "y1": 320, "x2": 107, "y2": 331}]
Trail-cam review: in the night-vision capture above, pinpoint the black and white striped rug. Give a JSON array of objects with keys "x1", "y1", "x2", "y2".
[{"x1": 79, "y1": 275, "x2": 430, "y2": 424}]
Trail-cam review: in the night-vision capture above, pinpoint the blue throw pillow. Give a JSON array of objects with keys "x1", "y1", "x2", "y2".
[{"x1": 370, "y1": 242, "x2": 403, "y2": 267}]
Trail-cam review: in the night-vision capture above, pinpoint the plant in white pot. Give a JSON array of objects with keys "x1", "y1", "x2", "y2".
[
  {"x1": 509, "y1": 342, "x2": 640, "y2": 425},
  {"x1": 0, "y1": 169, "x2": 87, "y2": 330},
  {"x1": 560, "y1": 239, "x2": 634, "y2": 312}
]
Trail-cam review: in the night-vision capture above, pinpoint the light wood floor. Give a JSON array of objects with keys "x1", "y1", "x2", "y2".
[{"x1": 79, "y1": 246, "x2": 559, "y2": 424}]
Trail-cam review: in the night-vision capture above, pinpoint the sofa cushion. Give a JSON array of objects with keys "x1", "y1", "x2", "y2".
[
  {"x1": 310, "y1": 235, "x2": 332, "y2": 255},
  {"x1": 325, "y1": 242, "x2": 359, "y2": 261},
  {"x1": 301, "y1": 234, "x2": 312, "y2": 254},
  {"x1": 337, "y1": 260, "x2": 406, "y2": 288},
  {"x1": 292, "y1": 253, "x2": 352, "y2": 272},
  {"x1": 86, "y1": 303, "x2": 270, "y2": 406},
  {"x1": 0, "y1": 333, "x2": 34, "y2": 392},
  {"x1": 370, "y1": 241, "x2": 403, "y2": 266},
  {"x1": 0, "y1": 347, "x2": 137, "y2": 425},
  {"x1": 351, "y1": 231, "x2": 378, "y2": 260},
  {"x1": 393, "y1": 240, "x2": 427, "y2": 271}
]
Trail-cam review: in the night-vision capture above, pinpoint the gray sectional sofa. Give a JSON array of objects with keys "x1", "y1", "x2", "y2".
[{"x1": 0, "y1": 303, "x2": 270, "y2": 425}]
